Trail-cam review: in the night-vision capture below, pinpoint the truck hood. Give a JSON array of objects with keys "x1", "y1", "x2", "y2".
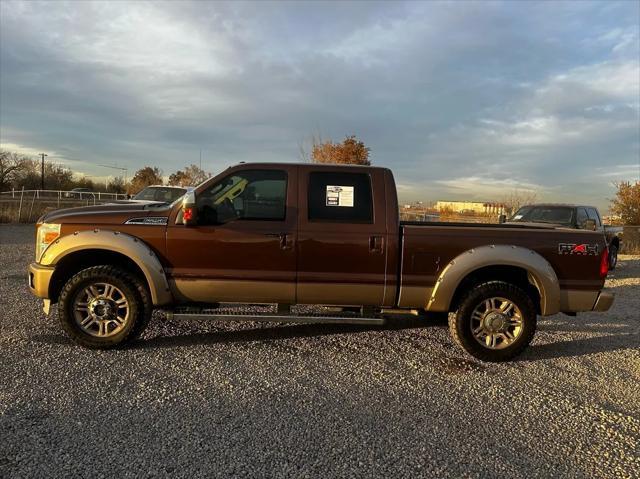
[{"x1": 39, "y1": 202, "x2": 173, "y2": 225}]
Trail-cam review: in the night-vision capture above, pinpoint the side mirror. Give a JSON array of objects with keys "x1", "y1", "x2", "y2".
[
  {"x1": 584, "y1": 219, "x2": 596, "y2": 231},
  {"x1": 498, "y1": 214, "x2": 507, "y2": 224},
  {"x1": 181, "y1": 191, "x2": 198, "y2": 226}
]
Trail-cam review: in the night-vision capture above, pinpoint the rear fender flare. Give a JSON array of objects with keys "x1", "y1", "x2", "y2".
[
  {"x1": 40, "y1": 229, "x2": 172, "y2": 306},
  {"x1": 426, "y1": 245, "x2": 560, "y2": 316}
]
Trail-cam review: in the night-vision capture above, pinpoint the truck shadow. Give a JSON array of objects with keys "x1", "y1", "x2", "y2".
[
  {"x1": 521, "y1": 333, "x2": 639, "y2": 361},
  {"x1": 130, "y1": 314, "x2": 436, "y2": 350},
  {"x1": 31, "y1": 312, "x2": 638, "y2": 362}
]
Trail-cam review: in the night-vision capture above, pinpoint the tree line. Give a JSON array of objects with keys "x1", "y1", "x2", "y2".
[
  {"x1": 0, "y1": 136, "x2": 371, "y2": 195},
  {"x1": 0, "y1": 150, "x2": 213, "y2": 195},
  {"x1": 2, "y1": 136, "x2": 636, "y2": 224}
]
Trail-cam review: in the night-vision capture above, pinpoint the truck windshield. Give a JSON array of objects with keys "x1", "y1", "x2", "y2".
[{"x1": 511, "y1": 206, "x2": 574, "y2": 226}]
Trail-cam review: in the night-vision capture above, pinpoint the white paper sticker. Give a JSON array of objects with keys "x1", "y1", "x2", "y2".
[
  {"x1": 513, "y1": 214, "x2": 523, "y2": 220},
  {"x1": 326, "y1": 185, "x2": 354, "y2": 207}
]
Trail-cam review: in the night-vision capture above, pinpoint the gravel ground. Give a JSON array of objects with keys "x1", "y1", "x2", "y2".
[{"x1": 1, "y1": 224, "x2": 638, "y2": 478}]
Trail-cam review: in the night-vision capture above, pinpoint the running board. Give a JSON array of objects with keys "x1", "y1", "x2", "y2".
[{"x1": 164, "y1": 308, "x2": 386, "y2": 326}]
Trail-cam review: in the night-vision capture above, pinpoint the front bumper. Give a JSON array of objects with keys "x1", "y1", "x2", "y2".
[
  {"x1": 592, "y1": 290, "x2": 615, "y2": 312},
  {"x1": 28, "y1": 262, "x2": 54, "y2": 299}
]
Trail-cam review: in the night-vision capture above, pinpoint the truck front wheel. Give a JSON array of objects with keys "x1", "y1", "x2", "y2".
[
  {"x1": 449, "y1": 281, "x2": 537, "y2": 362},
  {"x1": 58, "y1": 265, "x2": 151, "y2": 349}
]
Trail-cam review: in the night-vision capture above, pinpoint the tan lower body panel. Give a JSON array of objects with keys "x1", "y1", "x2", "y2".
[
  {"x1": 296, "y1": 282, "x2": 385, "y2": 306},
  {"x1": 397, "y1": 285, "x2": 433, "y2": 309},
  {"x1": 170, "y1": 279, "x2": 295, "y2": 304},
  {"x1": 559, "y1": 289, "x2": 599, "y2": 312}
]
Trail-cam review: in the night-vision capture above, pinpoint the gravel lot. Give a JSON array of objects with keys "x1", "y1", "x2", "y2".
[{"x1": 1, "y1": 224, "x2": 638, "y2": 478}]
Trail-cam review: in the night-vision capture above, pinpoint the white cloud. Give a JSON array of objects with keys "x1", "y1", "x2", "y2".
[{"x1": 1, "y1": 0, "x2": 638, "y2": 213}]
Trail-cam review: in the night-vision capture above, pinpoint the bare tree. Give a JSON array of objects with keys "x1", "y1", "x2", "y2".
[
  {"x1": 501, "y1": 190, "x2": 538, "y2": 216},
  {"x1": 0, "y1": 150, "x2": 29, "y2": 190}
]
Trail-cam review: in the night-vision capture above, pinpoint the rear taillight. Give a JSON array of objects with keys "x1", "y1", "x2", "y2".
[{"x1": 600, "y1": 247, "x2": 609, "y2": 279}]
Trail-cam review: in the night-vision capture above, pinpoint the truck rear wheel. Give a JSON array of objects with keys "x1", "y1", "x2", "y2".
[
  {"x1": 449, "y1": 281, "x2": 537, "y2": 362},
  {"x1": 609, "y1": 245, "x2": 618, "y2": 270},
  {"x1": 58, "y1": 265, "x2": 152, "y2": 349}
]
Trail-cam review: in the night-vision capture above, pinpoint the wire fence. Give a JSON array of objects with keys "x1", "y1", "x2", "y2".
[
  {"x1": 0, "y1": 188, "x2": 127, "y2": 201},
  {"x1": 0, "y1": 188, "x2": 128, "y2": 223}
]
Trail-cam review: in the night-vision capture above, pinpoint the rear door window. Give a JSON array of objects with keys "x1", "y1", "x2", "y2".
[{"x1": 307, "y1": 172, "x2": 373, "y2": 223}]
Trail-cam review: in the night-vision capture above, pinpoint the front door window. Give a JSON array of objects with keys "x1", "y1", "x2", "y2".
[{"x1": 197, "y1": 170, "x2": 287, "y2": 225}]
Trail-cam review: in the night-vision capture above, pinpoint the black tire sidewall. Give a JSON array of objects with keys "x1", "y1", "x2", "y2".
[
  {"x1": 450, "y1": 281, "x2": 537, "y2": 362},
  {"x1": 609, "y1": 246, "x2": 618, "y2": 270},
  {"x1": 58, "y1": 266, "x2": 142, "y2": 348}
]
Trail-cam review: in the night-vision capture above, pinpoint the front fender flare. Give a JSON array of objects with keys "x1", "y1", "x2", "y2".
[
  {"x1": 426, "y1": 245, "x2": 560, "y2": 316},
  {"x1": 40, "y1": 229, "x2": 172, "y2": 306}
]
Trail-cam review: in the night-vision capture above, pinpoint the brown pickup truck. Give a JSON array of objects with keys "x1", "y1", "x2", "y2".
[{"x1": 28, "y1": 163, "x2": 614, "y2": 361}]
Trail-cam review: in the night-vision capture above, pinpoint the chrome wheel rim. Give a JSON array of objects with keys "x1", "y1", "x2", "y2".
[
  {"x1": 72, "y1": 282, "x2": 130, "y2": 337},
  {"x1": 470, "y1": 297, "x2": 523, "y2": 350}
]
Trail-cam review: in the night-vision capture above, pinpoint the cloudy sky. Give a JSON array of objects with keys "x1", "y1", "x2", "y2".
[{"x1": 1, "y1": 0, "x2": 639, "y2": 209}]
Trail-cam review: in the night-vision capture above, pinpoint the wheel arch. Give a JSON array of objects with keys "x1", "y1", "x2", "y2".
[
  {"x1": 40, "y1": 230, "x2": 172, "y2": 306},
  {"x1": 426, "y1": 245, "x2": 560, "y2": 316}
]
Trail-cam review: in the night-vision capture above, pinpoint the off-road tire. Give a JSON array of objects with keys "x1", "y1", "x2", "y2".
[
  {"x1": 58, "y1": 265, "x2": 152, "y2": 349},
  {"x1": 609, "y1": 245, "x2": 618, "y2": 270},
  {"x1": 448, "y1": 281, "x2": 537, "y2": 362}
]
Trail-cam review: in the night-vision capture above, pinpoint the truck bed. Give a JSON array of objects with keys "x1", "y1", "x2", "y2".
[{"x1": 399, "y1": 222, "x2": 607, "y2": 297}]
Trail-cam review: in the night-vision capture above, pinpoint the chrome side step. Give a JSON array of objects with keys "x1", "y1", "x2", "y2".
[{"x1": 164, "y1": 306, "x2": 386, "y2": 326}]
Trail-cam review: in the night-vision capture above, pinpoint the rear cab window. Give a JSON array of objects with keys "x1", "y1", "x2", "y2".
[
  {"x1": 576, "y1": 207, "x2": 590, "y2": 229},
  {"x1": 587, "y1": 208, "x2": 602, "y2": 228}
]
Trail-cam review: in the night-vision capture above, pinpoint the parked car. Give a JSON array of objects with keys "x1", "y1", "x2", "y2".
[
  {"x1": 507, "y1": 204, "x2": 622, "y2": 269},
  {"x1": 64, "y1": 187, "x2": 94, "y2": 199},
  {"x1": 29, "y1": 163, "x2": 613, "y2": 361}
]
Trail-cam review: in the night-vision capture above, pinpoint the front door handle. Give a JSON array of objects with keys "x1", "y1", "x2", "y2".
[
  {"x1": 369, "y1": 235, "x2": 384, "y2": 254},
  {"x1": 265, "y1": 233, "x2": 293, "y2": 250}
]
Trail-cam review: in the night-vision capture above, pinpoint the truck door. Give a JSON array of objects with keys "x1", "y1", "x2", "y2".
[
  {"x1": 296, "y1": 167, "x2": 388, "y2": 306},
  {"x1": 166, "y1": 165, "x2": 297, "y2": 304}
]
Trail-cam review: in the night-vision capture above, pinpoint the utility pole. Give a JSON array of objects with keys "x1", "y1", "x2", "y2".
[{"x1": 40, "y1": 153, "x2": 48, "y2": 190}]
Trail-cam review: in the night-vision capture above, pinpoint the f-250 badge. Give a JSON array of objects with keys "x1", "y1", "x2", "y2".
[{"x1": 558, "y1": 243, "x2": 599, "y2": 255}]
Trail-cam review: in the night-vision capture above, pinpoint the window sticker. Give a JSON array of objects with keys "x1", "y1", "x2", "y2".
[
  {"x1": 513, "y1": 214, "x2": 523, "y2": 220},
  {"x1": 326, "y1": 185, "x2": 354, "y2": 207}
]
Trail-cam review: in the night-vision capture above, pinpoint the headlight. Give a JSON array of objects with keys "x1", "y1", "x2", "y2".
[{"x1": 36, "y1": 223, "x2": 61, "y2": 262}]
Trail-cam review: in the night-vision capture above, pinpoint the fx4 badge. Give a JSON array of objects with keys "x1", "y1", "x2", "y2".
[{"x1": 558, "y1": 243, "x2": 599, "y2": 255}]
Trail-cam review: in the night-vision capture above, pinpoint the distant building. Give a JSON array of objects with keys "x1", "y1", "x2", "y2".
[{"x1": 436, "y1": 200, "x2": 505, "y2": 214}]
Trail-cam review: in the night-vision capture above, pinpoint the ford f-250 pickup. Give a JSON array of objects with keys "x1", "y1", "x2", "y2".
[{"x1": 28, "y1": 163, "x2": 614, "y2": 361}]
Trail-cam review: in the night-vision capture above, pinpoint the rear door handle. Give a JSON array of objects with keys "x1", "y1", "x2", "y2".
[{"x1": 369, "y1": 235, "x2": 384, "y2": 253}]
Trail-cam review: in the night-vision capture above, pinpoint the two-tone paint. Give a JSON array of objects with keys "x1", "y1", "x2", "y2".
[{"x1": 29, "y1": 162, "x2": 613, "y2": 316}]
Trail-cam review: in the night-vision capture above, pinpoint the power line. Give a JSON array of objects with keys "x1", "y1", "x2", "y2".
[{"x1": 99, "y1": 164, "x2": 128, "y2": 184}]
